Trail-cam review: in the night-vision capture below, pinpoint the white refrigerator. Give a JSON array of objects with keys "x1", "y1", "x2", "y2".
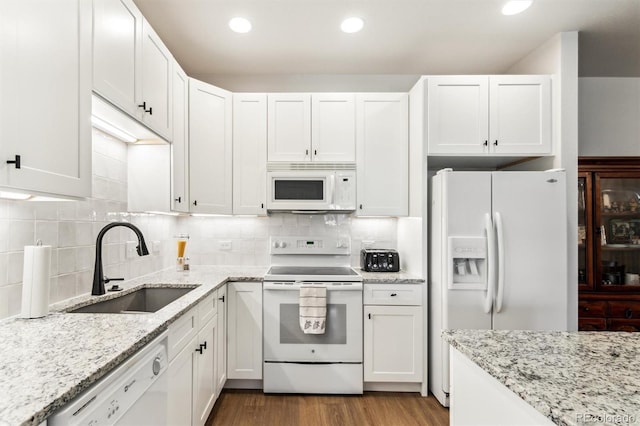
[{"x1": 429, "y1": 169, "x2": 568, "y2": 407}]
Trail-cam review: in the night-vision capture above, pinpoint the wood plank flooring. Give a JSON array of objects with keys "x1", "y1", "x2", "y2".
[{"x1": 206, "y1": 390, "x2": 449, "y2": 426}]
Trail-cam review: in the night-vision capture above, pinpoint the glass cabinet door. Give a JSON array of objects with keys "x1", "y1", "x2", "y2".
[
  {"x1": 578, "y1": 173, "x2": 593, "y2": 289},
  {"x1": 595, "y1": 172, "x2": 640, "y2": 291}
]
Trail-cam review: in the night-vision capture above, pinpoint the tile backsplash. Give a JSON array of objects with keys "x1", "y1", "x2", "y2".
[{"x1": 0, "y1": 129, "x2": 398, "y2": 320}]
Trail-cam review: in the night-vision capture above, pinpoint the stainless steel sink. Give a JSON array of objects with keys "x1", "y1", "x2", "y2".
[{"x1": 67, "y1": 286, "x2": 197, "y2": 314}]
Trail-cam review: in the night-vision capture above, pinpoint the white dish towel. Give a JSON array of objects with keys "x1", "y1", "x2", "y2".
[{"x1": 299, "y1": 285, "x2": 327, "y2": 334}]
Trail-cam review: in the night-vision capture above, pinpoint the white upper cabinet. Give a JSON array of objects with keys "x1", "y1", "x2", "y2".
[
  {"x1": 93, "y1": 0, "x2": 173, "y2": 140},
  {"x1": 140, "y1": 20, "x2": 172, "y2": 140},
  {"x1": 267, "y1": 94, "x2": 311, "y2": 162},
  {"x1": 489, "y1": 75, "x2": 551, "y2": 154},
  {"x1": 189, "y1": 79, "x2": 232, "y2": 215},
  {"x1": 171, "y1": 61, "x2": 189, "y2": 212},
  {"x1": 356, "y1": 93, "x2": 409, "y2": 217},
  {"x1": 233, "y1": 94, "x2": 267, "y2": 215},
  {"x1": 0, "y1": 0, "x2": 92, "y2": 198},
  {"x1": 311, "y1": 94, "x2": 356, "y2": 162},
  {"x1": 427, "y1": 75, "x2": 551, "y2": 155},
  {"x1": 267, "y1": 93, "x2": 356, "y2": 162},
  {"x1": 427, "y1": 76, "x2": 488, "y2": 154},
  {"x1": 92, "y1": 0, "x2": 142, "y2": 119}
]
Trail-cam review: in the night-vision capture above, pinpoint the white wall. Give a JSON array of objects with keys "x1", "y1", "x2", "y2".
[
  {"x1": 506, "y1": 32, "x2": 579, "y2": 331},
  {"x1": 579, "y1": 77, "x2": 640, "y2": 156}
]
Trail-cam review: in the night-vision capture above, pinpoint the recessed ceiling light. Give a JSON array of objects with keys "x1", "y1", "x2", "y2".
[
  {"x1": 501, "y1": 0, "x2": 533, "y2": 15},
  {"x1": 341, "y1": 17, "x2": 364, "y2": 34},
  {"x1": 229, "y1": 17, "x2": 252, "y2": 33}
]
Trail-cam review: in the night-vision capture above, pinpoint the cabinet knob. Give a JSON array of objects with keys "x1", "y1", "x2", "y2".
[
  {"x1": 314, "y1": 149, "x2": 317, "y2": 156},
  {"x1": 261, "y1": 203, "x2": 264, "y2": 209},
  {"x1": 483, "y1": 140, "x2": 488, "y2": 147},
  {"x1": 359, "y1": 204, "x2": 363, "y2": 210},
  {"x1": 6, "y1": 154, "x2": 21, "y2": 169},
  {"x1": 305, "y1": 149, "x2": 309, "y2": 156},
  {"x1": 218, "y1": 295, "x2": 225, "y2": 302},
  {"x1": 193, "y1": 200, "x2": 198, "y2": 206},
  {"x1": 493, "y1": 140, "x2": 498, "y2": 146},
  {"x1": 175, "y1": 196, "x2": 182, "y2": 203}
]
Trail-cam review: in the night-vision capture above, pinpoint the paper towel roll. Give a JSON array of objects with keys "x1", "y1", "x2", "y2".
[{"x1": 20, "y1": 244, "x2": 52, "y2": 319}]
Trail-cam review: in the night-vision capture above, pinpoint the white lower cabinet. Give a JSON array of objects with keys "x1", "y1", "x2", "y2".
[
  {"x1": 167, "y1": 289, "x2": 223, "y2": 426},
  {"x1": 363, "y1": 284, "x2": 423, "y2": 383},
  {"x1": 227, "y1": 282, "x2": 263, "y2": 380},
  {"x1": 215, "y1": 285, "x2": 227, "y2": 394}
]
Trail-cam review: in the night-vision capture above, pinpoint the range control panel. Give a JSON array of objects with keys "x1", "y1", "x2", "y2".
[{"x1": 270, "y1": 236, "x2": 350, "y2": 255}]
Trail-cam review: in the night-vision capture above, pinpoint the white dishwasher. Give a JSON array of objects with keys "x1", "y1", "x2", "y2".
[{"x1": 49, "y1": 331, "x2": 169, "y2": 426}]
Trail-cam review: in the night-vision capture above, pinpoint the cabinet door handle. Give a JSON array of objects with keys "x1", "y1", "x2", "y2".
[
  {"x1": 390, "y1": 293, "x2": 398, "y2": 297},
  {"x1": 305, "y1": 149, "x2": 309, "y2": 156},
  {"x1": 218, "y1": 295, "x2": 225, "y2": 302},
  {"x1": 195, "y1": 346, "x2": 203, "y2": 354},
  {"x1": 493, "y1": 140, "x2": 498, "y2": 146},
  {"x1": 261, "y1": 203, "x2": 264, "y2": 209},
  {"x1": 359, "y1": 204, "x2": 363, "y2": 210},
  {"x1": 138, "y1": 102, "x2": 152, "y2": 114},
  {"x1": 483, "y1": 140, "x2": 488, "y2": 147},
  {"x1": 314, "y1": 149, "x2": 317, "y2": 156},
  {"x1": 193, "y1": 200, "x2": 198, "y2": 206},
  {"x1": 175, "y1": 196, "x2": 182, "y2": 203},
  {"x1": 6, "y1": 154, "x2": 21, "y2": 169},
  {"x1": 368, "y1": 313, "x2": 371, "y2": 320}
]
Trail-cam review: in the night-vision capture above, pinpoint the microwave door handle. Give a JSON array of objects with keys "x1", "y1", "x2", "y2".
[{"x1": 329, "y1": 174, "x2": 336, "y2": 208}]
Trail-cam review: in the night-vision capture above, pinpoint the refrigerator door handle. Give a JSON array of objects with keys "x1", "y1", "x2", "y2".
[
  {"x1": 483, "y1": 213, "x2": 495, "y2": 314},
  {"x1": 495, "y1": 212, "x2": 505, "y2": 313}
]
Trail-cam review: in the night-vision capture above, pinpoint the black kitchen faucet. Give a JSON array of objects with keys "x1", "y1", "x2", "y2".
[{"x1": 92, "y1": 222, "x2": 149, "y2": 296}]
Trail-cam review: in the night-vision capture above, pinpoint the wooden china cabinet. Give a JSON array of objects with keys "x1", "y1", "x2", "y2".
[{"x1": 579, "y1": 157, "x2": 640, "y2": 331}]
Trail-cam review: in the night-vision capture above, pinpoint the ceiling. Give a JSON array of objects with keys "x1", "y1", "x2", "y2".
[{"x1": 134, "y1": 0, "x2": 640, "y2": 91}]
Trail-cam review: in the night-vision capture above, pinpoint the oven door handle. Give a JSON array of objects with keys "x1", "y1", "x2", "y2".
[{"x1": 263, "y1": 282, "x2": 363, "y2": 291}]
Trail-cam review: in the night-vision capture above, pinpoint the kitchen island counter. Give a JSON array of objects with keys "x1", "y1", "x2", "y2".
[
  {"x1": 0, "y1": 266, "x2": 266, "y2": 426},
  {"x1": 443, "y1": 329, "x2": 640, "y2": 426}
]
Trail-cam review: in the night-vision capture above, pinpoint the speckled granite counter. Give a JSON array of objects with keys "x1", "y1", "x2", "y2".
[
  {"x1": 0, "y1": 266, "x2": 266, "y2": 426},
  {"x1": 355, "y1": 268, "x2": 424, "y2": 284},
  {"x1": 443, "y1": 329, "x2": 640, "y2": 426}
]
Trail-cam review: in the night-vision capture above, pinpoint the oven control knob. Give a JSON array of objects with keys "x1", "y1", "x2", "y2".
[
  {"x1": 273, "y1": 241, "x2": 282, "y2": 249},
  {"x1": 281, "y1": 242, "x2": 287, "y2": 248}
]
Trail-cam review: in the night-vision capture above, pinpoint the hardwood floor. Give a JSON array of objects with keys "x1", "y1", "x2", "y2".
[{"x1": 206, "y1": 390, "x2": 449, "y2": 426}]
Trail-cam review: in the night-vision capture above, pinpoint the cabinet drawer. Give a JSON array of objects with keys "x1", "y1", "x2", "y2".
[
  {"x1": 168, "y1": 307, "x2": 198, "y2": 361},
  {"x1": 198, "y1": 291, "x2": 218, "y2": 325},
  {"x1": 364, "y1": 284, "x2": 422, "y2": 306},
  {"x1": 578, "y1": 317, "x2": 607, "y2": 331},
  {"x1": 608, "y1": 301, "x2": 640, "y2": 319},
  {"x1": 607, "y1": 319, "x2": 640, "y2": 332},
  {"x1": 578, "y1": 300, "x2": 607, "y2": 318}
]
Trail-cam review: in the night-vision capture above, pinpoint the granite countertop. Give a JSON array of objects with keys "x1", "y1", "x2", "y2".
[
  {"x1": 0, "y1": 266, "x2": 267, "y2": 426},
  {"x1": 443, "y1": 329, "x2": 640, "y2": 426},
  {"x1": 355, "y1": 268, "x2": 424, "y2": 283}
]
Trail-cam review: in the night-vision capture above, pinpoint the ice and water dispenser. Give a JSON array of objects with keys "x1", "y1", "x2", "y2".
[{"x1": 447, "y1": 236, "x2": 487, "y2": 290}]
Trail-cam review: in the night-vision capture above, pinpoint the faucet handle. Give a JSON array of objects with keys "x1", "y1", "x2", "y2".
[{"x1": 104, "y1": 276, "x2": 124, "y2": 284}]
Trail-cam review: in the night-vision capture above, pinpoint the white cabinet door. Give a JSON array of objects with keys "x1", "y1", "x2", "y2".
[
  {"x1": 267, "y1": 94, "x2": 311, "y2": 162},
  {"x1": 427, "y1": 76, "x2": 489, "y2": 154},
  {"x1": 489, "y1": 75, "x2": 551, "y2": 154},
  {"x1": 92, "y1": 0, "x2": 142, "y2": 118},
  {"x1": 193, "y1": 315, "x2": 217, "y2": 426},
  {"x1": 0, "y1": 0, "x2": 92, "y2": 198},
  {"x1": 140, "y1": 20, "x2": 172, "y2": 140},
  {"x1": 216, "y1": 285, "x2": 227, "y2": 395},
  {"x1": 167, "y1": 335, "x2": 196, "y2": 426},
  {"x1": 172, "y1": 62, "x2": 189, "y2": 212},
  {"x1": 227, "y1": 282, "x2": 263, "y2": 380},
  {"x1": 233, "y1": 94, "x2": 267, "y2": 215},
  {"x1": 356, "y1": 93, "x2": 409, "y2": 216},
  {"x1": 189, "y1": 78, "x2": 232, "y2": 214},
  {"x1": 311, "y1": 94, "x2": 356, "y2": 162},
  {"x1": 364, "y1": 305, "x2": 423, "y2": 382}
]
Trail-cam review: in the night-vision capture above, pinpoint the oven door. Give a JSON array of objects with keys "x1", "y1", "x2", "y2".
[{"x1": 263, "y1": 282, "x2": 362, "y2": 362}]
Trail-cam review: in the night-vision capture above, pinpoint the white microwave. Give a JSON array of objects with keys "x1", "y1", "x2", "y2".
[{"x1": 266, "y1": 170, "x2": 356, "y2": 212}]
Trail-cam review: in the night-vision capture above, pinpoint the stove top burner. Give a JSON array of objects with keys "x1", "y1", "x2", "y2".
[{"x1": 264, "y1": 266, "x2": 362, "y2": 282}]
